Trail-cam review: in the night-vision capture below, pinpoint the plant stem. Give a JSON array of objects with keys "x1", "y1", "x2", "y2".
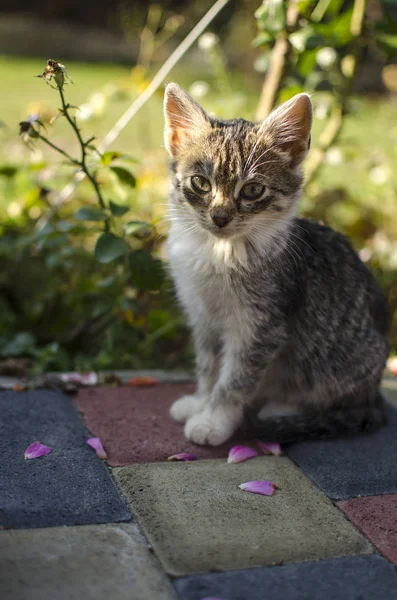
[
  {"x1": 37, "y1": 0, "x2": 231, "y2": 229},
  {"x1": 256, "y1": 0, "x2": 300, "y2": 120},
  {"x1": 57, "y1": 85, "x2": 109, "y2": 231},
  {"x1": 304, "y1": 0, "x2": 367, "y2": 185},
  {"x1": 38, "y1": 135, "x2": 80, "y2": 165}
]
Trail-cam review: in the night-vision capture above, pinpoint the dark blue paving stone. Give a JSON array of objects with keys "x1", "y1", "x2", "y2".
[
  {"x1": 0, "y1": 390, "x2": 131, "y2": 529},
  {"x1": 286, "y1": 402, "x2": 397, "y2": 500},
  {"x1": 174, "y1": 555, "x2": 397, "y2": 600}
]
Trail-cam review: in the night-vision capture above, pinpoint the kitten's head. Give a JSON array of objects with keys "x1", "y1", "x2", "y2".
[{"x1": 164, "y1": 83, "x2": 311, "y2": 240}]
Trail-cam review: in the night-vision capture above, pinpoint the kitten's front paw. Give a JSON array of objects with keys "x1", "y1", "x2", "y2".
[
  {"x1": 184, "y1": 406, "x2": 242, "y2": 446},
  {"x1": 169, "y1": 394, "x2": 206, "y2": 424}
]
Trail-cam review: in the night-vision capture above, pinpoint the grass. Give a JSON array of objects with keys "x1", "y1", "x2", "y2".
[{"x1": 1, "y1": 55, "x2": 397, "y2": 246}]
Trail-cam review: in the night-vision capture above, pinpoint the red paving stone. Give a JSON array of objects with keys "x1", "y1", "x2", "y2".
[
  {"x1": 337, "y1": 495, "x2": 397, "y2": 566},
  {"x1": 75, "y1": 384, "x2": 251, "y2": 466}
]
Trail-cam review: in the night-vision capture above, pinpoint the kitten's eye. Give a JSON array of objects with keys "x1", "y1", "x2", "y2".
[
  {"x1": 240, "y1": 182, "x2": 265, "y2": 201},
  {"x1": 191, "y1": 175, "x2": 211, "y2": 194}
]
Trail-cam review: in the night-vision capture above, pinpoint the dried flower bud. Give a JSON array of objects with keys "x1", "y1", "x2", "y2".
[
  {"x1": 37, "y1": 59, "x2": 71, "y2": 89},
  {"x1": 19, "y1": 114, "x2": 42, "y2": 143}
]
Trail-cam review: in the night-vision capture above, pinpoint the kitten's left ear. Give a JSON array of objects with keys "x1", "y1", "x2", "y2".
[
  {"x1": 264, "y1": 93, "x2": 312, "y2": 166},
  {"x1": 164, "y1": 83, "x2": 210, "y2": 157}
]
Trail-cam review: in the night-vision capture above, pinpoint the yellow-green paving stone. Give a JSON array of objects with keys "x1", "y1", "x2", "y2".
[
  {"x1": 114, "y1": 457, "x2": 372, "y2": 576},
  {"x1": 0, "y1": 524, "x2": 178, "y2": 600}
]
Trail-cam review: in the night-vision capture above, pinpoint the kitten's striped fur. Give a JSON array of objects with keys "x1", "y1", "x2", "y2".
[{"x1": 164, "y1": 83, "x2": 389, "y2": 446}]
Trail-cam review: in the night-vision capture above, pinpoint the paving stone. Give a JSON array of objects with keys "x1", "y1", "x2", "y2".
[
  {"x1": 114, "y1": 457, "x2": 372, "y2": 576},
  {"x1": 382, "y1": 378, "x2": 397, "y2": 406},
  {"x1": 286, "y1": 402, "x2": 397, "y2": 500},
  {"x1": 76, "y1": 385, "x2": 251, "y2": 466},
  {"x1": 338, "y1": 494, "x2": 397, "y2": 566},
  {"x1": 173, "y1": 554, "x2": 397, "y2": 600},
  {"x1": 0, "y1": 523, "x2": 177, "y2": 600},
  {"x1": 0, "y1": 389, "x2": 130, "y2": 529}
]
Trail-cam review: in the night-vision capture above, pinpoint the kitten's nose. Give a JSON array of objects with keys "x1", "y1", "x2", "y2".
[{"x1": 211, "y1": 210, "x2": 232, "y2": 229}]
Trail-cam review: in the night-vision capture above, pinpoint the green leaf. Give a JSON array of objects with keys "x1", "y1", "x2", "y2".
[
  {"x1": 75, "y1": 207, "x2": 106, "y2": 221},
  {"x1": 377, "y1": 34, "x2": 397, "y2": 49},
  {"x1": 128, "y1": 250, "x2": 165, "y2": 291},
  {"x1": 124, "y1": 220, "x2": 152, "y2": 237},
  {"x1": 100, "y1": 151, "x2": 121, "y2": 166},
  {"x1": 109, "y1": 200, "x2": 130, "y2": 217},
  {"x1": 278, "y1": 85, "x2": 305, "y2": 104},
  {"x1": 255, "y1": 0, "x2": 285, "y2": 34},
  {"x1": 95, "y1": 232, "x2": 128, "y2": 263},
  {"x1": 252, "y1": 31, "x2": 274, "y2": 47},
  {"x1": 110, "y1": 166, "x2": 137, "y2": 188},
  {"x1": 0, "y1": 165, "x2": 18, "y2": 178},
  {"x1": 297, "y1": 49, "x2": 318, "y2": 77},
  {"x1": 100, "y1": 151, "x2": 138, "y2": 166}
]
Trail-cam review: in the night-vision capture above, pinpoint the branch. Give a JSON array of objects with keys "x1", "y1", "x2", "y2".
[
  {"x1": 255, "y1": 1, "x2": 300, "y2": 120},
  {"x1": 304, "y1": 0, "x2": 367, "y2": 184},
  {"x1": 304, "y1": 105, "x2": 343, "y2": 185}
]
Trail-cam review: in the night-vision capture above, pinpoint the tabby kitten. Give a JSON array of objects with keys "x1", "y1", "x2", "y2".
[{"x1": 164, "y1": 83, "x2": 389, "y2": 446}]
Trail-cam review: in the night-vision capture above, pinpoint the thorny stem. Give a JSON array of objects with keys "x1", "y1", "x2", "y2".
[
  {"x1": 38, "y1": 135, "x2": 80, "y2": 166},
  {"x1": 57, "y1": 85, "x2": 110, "y2": 232}
]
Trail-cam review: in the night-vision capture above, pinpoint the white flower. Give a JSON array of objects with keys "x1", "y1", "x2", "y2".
[
  {"x1": 359, "y1": 248, "x2": 372, "y2": 262},
  {"x1": 369, "y1": 165, "x2": 390, "y2": 186},
  {"x1": 316, "y1": 47, "x2": 337, "y2": 70},
  {"x1": 314, "y1": 99, "x2": 329, "y2": 120},
  {"x1": 189, "y1": 81, "x2": 209, "y2": 98},
  {"x1": 325, "y1": 147, "x2": 343, "y2": 166},
  {"x1": 7, "y1": 202, "x2": 22, "y2": 218},
  {"x1": 198, "y1": 32, "x2": 218, "y2": 51}
]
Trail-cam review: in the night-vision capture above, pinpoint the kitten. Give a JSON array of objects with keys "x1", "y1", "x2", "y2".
[{"x1": 163, "y1": 83, "x2": 389, "y2": 446}]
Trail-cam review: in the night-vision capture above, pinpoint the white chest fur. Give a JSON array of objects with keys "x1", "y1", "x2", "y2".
[{"x1": 167, "y1": 224, "x2": 255, "y2": 340}]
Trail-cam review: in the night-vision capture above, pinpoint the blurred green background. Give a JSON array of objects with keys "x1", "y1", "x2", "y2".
[{"x1": 0, "y1": 0, "x2": 396, "y2": 375}]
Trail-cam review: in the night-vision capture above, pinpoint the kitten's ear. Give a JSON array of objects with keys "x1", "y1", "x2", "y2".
[
  {"x1": 164, "y1": 83, "x2": 209, "y2": 157},
  {"x1": 264, "y1": 93, "x2": 312, "y2": 166}
]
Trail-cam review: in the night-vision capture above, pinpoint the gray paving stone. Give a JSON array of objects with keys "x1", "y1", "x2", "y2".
[
  {"x1": 174, "y1": 555, "x2": 397, "y2": 600},
  {"x1": 0, "y1": 523, "x2": 177, "y2": 600},
  {"x1": 382, "y1": 379, "x2": 397, "y2": 406},
  {"x1": 0, "y1": 389, "x2": 130, "y2": 528},
  {"x1": 286, "y1": 402, "x2": 397, "y2": 500},
  {"x1": 114, "y1": 457, "x2": 372, "y2": 576}
]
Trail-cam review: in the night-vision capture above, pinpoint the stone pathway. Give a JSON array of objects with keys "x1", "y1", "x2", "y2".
[{"x1": 1, "y1": 377, "x2": 397, "y2": 599}]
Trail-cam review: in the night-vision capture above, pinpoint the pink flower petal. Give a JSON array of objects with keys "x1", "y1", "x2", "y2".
[
  {"x1": 24, "y1": 442, "x2": 52, "y2": 460},
  {"x1": 167, "y1": 453, "x2": 197, "y2": 461},
  {"x1": 227, "y1": 445, "x2": 258, "y2": 463},
  {"x1": 239, "y1": 480, "x2": 276, "y2": 496},
  {"x1": 128, "y1": 376, "x2": 160, "y2": 387},
  {"x1": 86, "y1": 437, "x2": 108, "y2": 460},
  {"x1": 60, "y1": 371, "x2": 98, "y2": 385},
  {"x1": 256, "y1": 440, "x2": 283, "y2": 456}
]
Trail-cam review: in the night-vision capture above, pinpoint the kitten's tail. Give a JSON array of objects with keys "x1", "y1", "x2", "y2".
[{"x1": 245, "y1": 392, "x2": 387, "y2": 444}]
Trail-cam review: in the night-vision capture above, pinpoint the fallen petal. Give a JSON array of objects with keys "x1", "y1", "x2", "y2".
[
  {"x1": 167, "y1": 453, "x2": 197, "y2": 461},
  {"x1": 86, "y1": 437, "x2": 108, "y2": 459},
  {"x1": 60, "y1": 371, "x2": 98, "y2": 386},
  {"x1": 24, "y1": 442, "x2": 52, "y2": 460},
  {"x1": 256, "y1": 440, "x2": 283, "y2": 456},
  {"x1": 128, "y1": 376, "x2": 160, "y2": 387},
  {"x1": 12, "y1": 383, "x2": 24, "y2": 392},
  {"x1": 227, "y1": 445, "x2": 258, "y2": 463},
  {"x1": 239, "y1": 480, "x2": 276, "y2": 496}
]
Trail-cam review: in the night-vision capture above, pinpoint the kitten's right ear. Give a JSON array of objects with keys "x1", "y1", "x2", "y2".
[{"x1": 164, "y1": 83, "x2": 209, "y2": 157}]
